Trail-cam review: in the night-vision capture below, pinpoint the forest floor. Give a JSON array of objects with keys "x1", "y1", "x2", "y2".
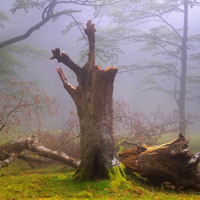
[
  {"x1": 1, "y1": 163, "x2": 200, "y2": 200},
  {"x1": 1, "y1": 133, "x2": 200, "y2": 199}
]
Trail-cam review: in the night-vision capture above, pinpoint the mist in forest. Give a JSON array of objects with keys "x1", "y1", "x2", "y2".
[{"x1": 1, "y1": 0, "x2": 200, "y2": 134}]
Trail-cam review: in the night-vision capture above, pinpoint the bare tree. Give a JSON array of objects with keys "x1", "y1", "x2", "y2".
[{"x1": 96, "y1": 0, "x2": 200, "y2": 137}]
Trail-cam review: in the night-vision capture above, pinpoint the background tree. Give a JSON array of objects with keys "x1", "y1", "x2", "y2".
[
  {"x1": 94, "y1": 0, "x2": 200, "y2": 137},
  {"x1": 0, "y1": 8, "x2": 57, "y2": 134}
]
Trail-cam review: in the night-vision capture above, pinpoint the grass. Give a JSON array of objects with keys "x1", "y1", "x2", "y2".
[
  {"x1": 1, "y1": 162, "x2": 200, "y2": 200},
  {"x1": 1, "y1": 133, "x2": 200, "y2": 199}
]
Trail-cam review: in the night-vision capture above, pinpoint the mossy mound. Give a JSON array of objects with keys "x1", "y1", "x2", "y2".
[
  {"x1": 108, "y1": 164, "x2": 132, "y2": 191},
  {"x1": 73, "y1": 191, "x2": 93, "y2": 198}
]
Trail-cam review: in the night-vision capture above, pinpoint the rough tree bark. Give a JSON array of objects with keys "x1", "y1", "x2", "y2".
[
  {"x1": 119, "y1": 134, "x2": 200, "y2": 190},
  {"x1": 50, "y1": 20, "x2": 122, "y2": 180}
]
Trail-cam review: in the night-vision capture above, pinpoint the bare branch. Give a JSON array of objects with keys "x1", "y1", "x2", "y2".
[
  {"x1": 0, "y1": 0, "x2": 122, "y2": 48},
  {"x1": 50, "y1": 48, "x2": 81, "y2": 76},
  {"x1": 0, "y1": 3, "x2": 79, "y2": 48},
  {"x1": 153, "y1": 41, "x2": 182, "y2": 61},
  {"x1": 157, "y1": 15, "x2": 182, "y2": 39},
  {"x1": 137, "y1": 35, "x2": 182, "y2": 50},
  {"x1": 54, "y1": 134, "x2": 80, "y2": 151},
  {"x1": 56, "y1": 0, "x2": 122, "y2": 7},
  {"x1": 56, "y1": 67, "x2": 77, "y2": 98},
  {"x1": 0, "y1": 124, "x2": 5, "y2": 132},
  {"x1": 66, "y1": 14, "x2": 88, "y2": 42}
]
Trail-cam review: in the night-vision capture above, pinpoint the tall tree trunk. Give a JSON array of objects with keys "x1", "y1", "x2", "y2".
[
  {"x1": 51, "y1": 20, "x2": 123, "y2": 180},
  {"x1": 178, "y1": 0, "x2": 188, "y2": 137}
]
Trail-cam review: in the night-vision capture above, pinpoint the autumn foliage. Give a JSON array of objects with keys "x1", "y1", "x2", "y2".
[
  {"x1": 113, "y1": 98, "x2": 199, "y2": 146},
  {"x1": 0, "y1": 78, "x2": 59, "y2": 135},
  {"x1": 32, "y1": 97, "x2": 200, "y2": 163},
  {"x1": 37, "y1": 111, "x2": 80, "y2": 160}
]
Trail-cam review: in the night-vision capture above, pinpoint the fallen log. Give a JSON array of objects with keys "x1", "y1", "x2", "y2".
[
  {"x1": 0, "y1": 135, "x2": 80, "y2": 169},
  {"x1": 17, "y1": 154, "x2": 52, "y2": 164},
  {"x1": 119, "y1": 133, "x2": 200, "y2": 190}
]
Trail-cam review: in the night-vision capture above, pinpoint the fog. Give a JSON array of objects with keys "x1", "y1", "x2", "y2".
[{"x1": 1, "y1": 0, "x2": 200, "y2": 133}]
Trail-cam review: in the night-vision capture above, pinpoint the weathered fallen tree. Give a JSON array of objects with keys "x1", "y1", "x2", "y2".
[
  {"x1": 0, "y1": 135, "x2": 80, "y2": 169},
  {"x1": 119, "y1": 133, "x2": 200, "y2": 190}
]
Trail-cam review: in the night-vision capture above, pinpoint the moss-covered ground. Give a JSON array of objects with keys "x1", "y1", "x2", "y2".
[
  {"x1": 1, "y1": 133, "x2": 200, "y2": 199},
  {"x1": 0, "y1": 161, "x2": 200, "y2": 200}
]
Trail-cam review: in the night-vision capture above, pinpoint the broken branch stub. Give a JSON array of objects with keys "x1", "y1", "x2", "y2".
[
  {"x1": 50, "y1": 48, "x2": 80, "y2": 76},
  {"x1": 84, "y1": 20, "x2": 96, "y2": 69}
]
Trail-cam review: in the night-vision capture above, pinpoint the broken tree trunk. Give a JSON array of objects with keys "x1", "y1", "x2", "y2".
[
  {"x1": 119, "y1": 134, "x2": 200, "y2": 190},
  {"x1": 51, "y1": 20, "x2": 123, "y2": 180},
  {"x1": 0, "y1": 135, "x2": 80, "y2": 169}
]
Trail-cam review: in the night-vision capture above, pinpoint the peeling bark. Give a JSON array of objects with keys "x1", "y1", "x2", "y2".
[
  {"x1": 0, "y1": 135, "x2": 80, "y2": 169},
  {"x1": 119, "y1": 134, "x2": 200, "y2": 191}
]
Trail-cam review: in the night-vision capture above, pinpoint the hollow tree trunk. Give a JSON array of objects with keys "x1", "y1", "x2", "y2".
[
  {"x1": 119, "y1": 134, "x2": 200, "y2": 191},
  {"x1": 51, "y1": 20, "x2": 122, "y2": 180}
]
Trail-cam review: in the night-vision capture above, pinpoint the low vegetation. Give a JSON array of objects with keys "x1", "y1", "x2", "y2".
[
  {"x1": 0, "y1": 165, "x2": 200, "y2": 200},
  {"x1": 1, "y1": 133, "x2": 200, "y2": 200}
]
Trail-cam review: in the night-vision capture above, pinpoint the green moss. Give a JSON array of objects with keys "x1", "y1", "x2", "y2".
[
  {"x1": 55, "y1": 174, "x2": 68, "y2": 180},
  {"x1": 72, "y1": 167, "x2": 91, "y2": 181},
  {"x1": 0, "y1": 166, "x2": 200, "y2": 199},
  {"x1": 115, "y1": 139, "x2": 125, "y2": 154},
  {"x1": 131, "y1": 172, "x2": 149, "y2": 184},
  {"x1": 118, "y1": 145, "x2": 124, "y2": 154},
  {"x1": 131, "y1": 185, "x2": 146, "y2": 195},
  {"x1": 108, "y1": 165, "x2": 147, "y2": 195},
  {"x1": 119, "y1": 162, "x2": 126, "y2": 177},
  {"x1": 115, "y1": 138, "x2": 125, "y2": 147},
  {"x1": 73, "y1": 191, "x2": 93, "y2": 199},
  {"x1": 108, "y1": 164, "x2": 131, "y2": 191}
]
